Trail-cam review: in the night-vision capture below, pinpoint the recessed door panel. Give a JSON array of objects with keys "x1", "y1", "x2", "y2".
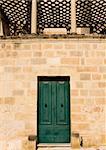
[
  {"x1": 39, "y1": 82, "x2": 52, "y2": 125},
  {"x1": 56, "y1": 81, "x2": 69, "y2": 125}
]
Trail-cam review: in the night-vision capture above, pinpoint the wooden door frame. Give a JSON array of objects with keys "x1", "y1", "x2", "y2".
[{"x1": 37, "y1": 76, "x2": 71, "y2": 145}]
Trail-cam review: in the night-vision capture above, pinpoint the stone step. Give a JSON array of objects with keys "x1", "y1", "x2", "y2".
[
  {"x1": 37, "y1": 144, "x2": 71, "y2": 150},
  {"x1": 37, "y1": 148, "x2": 70, "y2": 150}
]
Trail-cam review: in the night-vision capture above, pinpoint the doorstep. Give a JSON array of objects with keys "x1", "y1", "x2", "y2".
[{"x1": 37, "y1": 143, "x2": 71, "y2": 150}]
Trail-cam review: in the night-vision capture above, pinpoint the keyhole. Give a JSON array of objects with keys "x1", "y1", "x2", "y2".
[
  {"x1": 45, "y1": 104, "x2": 47, "y2": 108},
  {"x1": 61, "y1": 104, "x2": 63, "y2": 107}
]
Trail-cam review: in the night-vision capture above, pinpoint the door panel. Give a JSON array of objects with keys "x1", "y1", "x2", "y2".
[
  {"x1": 56, "y1": 81, "x2": 69, "y2": 125},
  {"x1": 39, "y1": 82, "x2": 52, "y2": 125},
  {"x1": 38, "y1": 78, "x2": 70, "y2": 143}
]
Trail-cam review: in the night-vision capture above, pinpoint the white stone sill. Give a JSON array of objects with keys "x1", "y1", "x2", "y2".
[{"x1": 37, "y1": 143, "x2": 71, "y2": 147}]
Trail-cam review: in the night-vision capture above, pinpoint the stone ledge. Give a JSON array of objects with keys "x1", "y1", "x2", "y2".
[{"x1": 0, "y1": 34, "x2": 106, "y2": 40}]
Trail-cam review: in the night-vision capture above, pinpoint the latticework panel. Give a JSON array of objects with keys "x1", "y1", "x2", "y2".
[
  {"x1": 37, "y1": 0, "x2": 71, "y2": 30},
  {"x1": 76, "y1": 0, "x2": 106, "y2": 34},
  {"x1": 0, "y1": 0, "x2": 31, "y2": 35},
  {"x1": 0, "y1": 0, "x2": 106, "y2": 35},
  {"x1": 38, "y1": 0, "x2": 106, "y2": 34},
  {"x1": 90, "y1": 0, "x2": 106, "y2": 34},
  {"x1": 76, "y1": 0, "x2": 91, "y2": 27}
]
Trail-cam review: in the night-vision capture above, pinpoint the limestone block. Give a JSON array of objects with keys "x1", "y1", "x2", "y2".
[
  {"x1": 47, "y1": 58, "x2": 60, "y2": 65},
  {"x1": 0, "y1": 141, "x2": 6, "y2": 150},
  {"x1": 61, "y1": 58, "x2": 80, "y2": 65},
  {"x1": 80, "y1": 74, "x2": 91, "y2": 80},
  {"x1": 77, "y1": 28, "x2": 90, "y2": 35},
  {"x1": 43, "y1": 28, "x2": 67, "y2": 35},
  {"x1": 71, "y1": 133, "x2": 80, "y2": 148},
  {"x1": 7, "y1": 140, "x2": 22, "y2": 150},
  {"x1": 22, "y1": 140, "x2": 36, "y2": 150}
]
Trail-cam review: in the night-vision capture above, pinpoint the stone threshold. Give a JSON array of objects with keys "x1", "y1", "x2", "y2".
[{"x1": 37, "y1": 143, "x2": 71, "y2": 147}]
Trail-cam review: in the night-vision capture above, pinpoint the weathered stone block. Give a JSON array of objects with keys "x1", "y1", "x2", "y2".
[
  {"x1": 61, "y1": 58, "x2": 80, "y2": 65},
  {"x1": 80, "y1": 74, "x2": 91, "y2": 80}
]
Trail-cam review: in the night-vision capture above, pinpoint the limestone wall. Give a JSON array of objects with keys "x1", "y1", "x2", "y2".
[{"x1": 0, "y1": 38, "x2": 106, "y2": 150}]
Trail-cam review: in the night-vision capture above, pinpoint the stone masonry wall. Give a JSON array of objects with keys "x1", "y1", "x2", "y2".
[{"x1": 0, "y1": 38, "x2": 106, "y2": 150}]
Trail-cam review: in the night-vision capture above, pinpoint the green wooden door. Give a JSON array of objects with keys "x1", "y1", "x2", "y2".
[{"x1": 38, "y1": 78, "x2": 70, "y2": 143}]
